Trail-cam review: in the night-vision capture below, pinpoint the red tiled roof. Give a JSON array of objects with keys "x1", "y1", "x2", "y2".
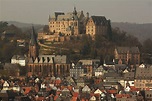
[
  {"x1": 94, "y1": 93, "x2": 100, "y2": 97},
  {"x1": 37, "y1": 97, "x2": 45, "y2": 101},
  {"x1": 68, "y1": 86, "x2": 73, "y2": 91},
  {"x1": 27, "y1": 72, "x2": 32, "y2": 77},
  {"x1": 116, "y1": 94, "x2": 131, "y2": 98},
  {"x1": 54, "y1": 95, "x2": 59, "y2": 101},
  {"x1": 73, "y1": 92, "x2": 79, "y2": 97},
  {"x1": 71, "y1": 97, "x2": 77, "y2": 101},
  {"x1": 56, "y1": 91, "x2": 61, "y2": 95},
  {"x1": 55, "y1": 80, "x2": 61, "y2": 84},
  {"x1": 22, "y1": 87, "x2": 31, "y2": 95},
  {"x1": 130, "y1": 86, "x2": 139, "y2": 91},
  {"x1": 107, "y1": 90, "x2": 117, "y2": 94}
]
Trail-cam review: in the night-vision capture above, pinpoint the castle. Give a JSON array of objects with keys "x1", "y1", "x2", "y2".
[{"x1": 38, "y1": 7, "x2": 111, "y2": 42}]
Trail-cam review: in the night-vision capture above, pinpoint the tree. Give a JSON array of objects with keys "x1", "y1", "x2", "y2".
[
  {"x1": 142, "y1": 38, "x2": 152, "y2": 54},
  {"x1": 43, "y1": 25, "x2": 49, "y2": 33}
]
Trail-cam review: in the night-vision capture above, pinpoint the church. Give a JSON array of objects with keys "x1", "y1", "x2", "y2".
[{"x1": 27, "y1": 27, "x2": 71, "y2": 77}]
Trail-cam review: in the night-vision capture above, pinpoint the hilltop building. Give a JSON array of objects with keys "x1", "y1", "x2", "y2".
[
  {"x1": 86, "y1": 16, "x2": 111, "y2": 38},
  {"x1": 49, "y1": 7, "x2": 84, "y2": 36},
  {"x1": 38, "y1": 7, "x2": 111, "y2": 42}
]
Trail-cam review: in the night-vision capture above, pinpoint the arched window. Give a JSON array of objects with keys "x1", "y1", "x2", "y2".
[{"x1": 40, "y1": 65, "x2": 41, "y2": 72}]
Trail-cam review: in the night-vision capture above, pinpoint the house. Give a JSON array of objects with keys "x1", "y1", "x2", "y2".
[
  {"x1": 77, "y1": 59, "x2": 100, "y2": 77},
  {"x1": 114, "y1": 47, "x2": 140, "y2": 66},
  {"x1": 76, "y1": 78, "x2": 85, "y2": 87},
  {"x1": 86, "y1": 16, "x2": 111, "y2": 38},
  {"x1": 70, "y1": 65, "x2": 87, "y2": 79},
  {"x1": 101, "y1": 82, "x2": 123, "y2": 93},
  {"x1": 123, "y1": 72, "x2": 135, "y2": 88},
  {"x1": 116, "y1": 97, "x2": 137, "y2": 101},
  {"x1": 2, "y1": 63, "x2": 20, "y2": 76},
  {"x1": 90, "y1": 96, "x2": 96, "y2": 101},
  {"x1": 94, "y1": 65, "x2": 107, "y2": 77},
  {"x1": 94, "y1": 89, "x2": 102, "y2": 95},
  {"x1": 17, "y1": 39, "x2": 26, "y2": 47},
  {"x1": 11, "y1": 55, "x2": 28, "y2": 66},
  {"x1": 82, "y1": 85, "x2": 91, "y2": 93},
  {"x1": 145, "y1": 90, "x2": 152, "y2": 101},
  {"x1": 103, "y1": 68, "x2": 123, "y2": 84},
  {"x1": 134, "y1": 65, "x2": 152, "y2": 90}
]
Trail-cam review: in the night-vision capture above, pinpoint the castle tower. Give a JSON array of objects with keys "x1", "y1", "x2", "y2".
[
  {"x1": 29, "y1": 26, "x2": 39, "y2": 59},
  {"x1": 72, "y1": 7, "x2": 79, "y2": 35}
]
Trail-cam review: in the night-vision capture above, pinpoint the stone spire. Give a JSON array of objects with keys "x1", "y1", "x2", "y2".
[
  {"x1": 29, "y1": 26, "x2": 38, "y2": 59},
  {"x1": 30, "y1": 26, "x2": 37, "y2": 46}
]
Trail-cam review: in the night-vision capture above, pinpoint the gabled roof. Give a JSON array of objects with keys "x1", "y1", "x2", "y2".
[
  {"x1": 116, "y1": 47, "x2": 140, "y2": 54},
  {"x1": 94, "y1": 89, "x2": 102, "y2": 95},
  {"x1": 28, "y1": 58, "x2": 34, "y2": 63},
  {"x1": 90, "y1": 16, "x2": 107, "y2": 26},
  {"x1": 34, "y1": 57, "x2": 39, "y2": 63},
  {"x1": 39, "y1": 57, "x2": 44, "y2": 63},
  {"x1": 12, "y1": 55, "x2": 25, "y2": 60},
  {"x1": 82, "y1": 85, "x2": 91, "y2": 92},
  {"x1": 90, "y1": 96, "x2": 96, "y2": 100}
]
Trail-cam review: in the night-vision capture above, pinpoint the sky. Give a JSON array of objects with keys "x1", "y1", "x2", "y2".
[{"x1": 0, "y1": 0, "x2": 152, "y2": 24}]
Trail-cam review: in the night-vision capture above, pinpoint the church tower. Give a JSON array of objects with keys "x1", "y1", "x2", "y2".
[{"x1": 29, "y1": 26, "x2": 39, "y2": 59}]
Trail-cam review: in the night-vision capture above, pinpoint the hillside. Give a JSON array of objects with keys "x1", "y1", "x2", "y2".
[
  {"x1": 6, "y1": 21, "x2": 44, "y2": 32},
  {"x1": 111, "y1": 22, "x2": 152, "y2": 43},
  {"x1": 5, "y1": 21, "x2": 152, "y2": 43}
]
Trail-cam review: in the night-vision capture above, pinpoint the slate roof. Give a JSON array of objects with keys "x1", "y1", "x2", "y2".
[
  {"x1": 116, "y1": 47, "x2": 140, "y2": 54},
  {"x1": 30, "y1": 26, "x2": 37, "y2": 46},
  {"x1": 12, "y1": 55, "x2": 25, "y2": 60},
  {"x1": 28, "y1": 55, "x2": 70, "y2": 64},
  {"x1": 91, "y1": 16, "x2": 107, "y2": 26},
  {"x1": 124, "y1": 72, "x2": 135, "y2": 80},
  {"x1": 135, "y1": 66, "x2": 152, "y2": 79},
  {"x1": 51, "y1": 8, "x2": 83, "y2": 21}
]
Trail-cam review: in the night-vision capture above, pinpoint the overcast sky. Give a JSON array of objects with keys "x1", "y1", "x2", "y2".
[{"x1": 0, "y1": 0, "x2": 152, "y2": 24}]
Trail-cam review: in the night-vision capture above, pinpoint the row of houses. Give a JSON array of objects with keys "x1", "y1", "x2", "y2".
[{"x1": 0, "y1": 63, "x2": 152, "y2": 101}]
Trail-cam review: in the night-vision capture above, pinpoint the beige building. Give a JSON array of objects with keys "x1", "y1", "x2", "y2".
[
  {"x1": 86, "y1": 16, "x2": 110, "y2": 38},
  {"x1": 48, "y1": 7, "x2": 87, "y2": 36}
]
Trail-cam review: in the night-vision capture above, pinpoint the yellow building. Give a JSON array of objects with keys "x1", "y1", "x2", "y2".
[
  {"x1": 86, "y1": 16, "x2": 110, "y2": 38},
  {"x1": 48, "y1": 7, "x2": 87, "y2": 36}
]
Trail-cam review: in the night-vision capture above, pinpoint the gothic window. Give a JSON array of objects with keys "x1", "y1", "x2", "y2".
[
  {"x1": 40, "y1": 65, "x2": 41, "y2": 72},
  {"x1": 30, "y1": 65, "x2": 32, "y2": 72}
]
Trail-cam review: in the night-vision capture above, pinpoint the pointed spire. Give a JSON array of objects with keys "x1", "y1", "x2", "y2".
[{"x1": 30, "y1": 26, "x2": 37, "y2": 46}]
